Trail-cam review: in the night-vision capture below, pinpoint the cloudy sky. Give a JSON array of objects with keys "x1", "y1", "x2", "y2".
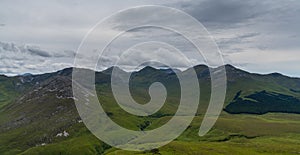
[{"x1": 0, "y1": 0, "x2": 300, "y2": 76}]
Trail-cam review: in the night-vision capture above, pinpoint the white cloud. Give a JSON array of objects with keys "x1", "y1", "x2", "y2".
[
  {"x1": 0, "y1": 41, "x2": 74, "y2": 75},
  {"x1": 0, "y1": 0, "x2": 299, "y2": 76}
]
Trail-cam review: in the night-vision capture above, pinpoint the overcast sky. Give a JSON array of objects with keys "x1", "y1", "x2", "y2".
[{"x1": 0, "y1": 0, "x2": 300, "y2": 76}]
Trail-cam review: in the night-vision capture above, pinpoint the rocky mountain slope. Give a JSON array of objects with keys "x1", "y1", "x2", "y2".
[{"x1": 1, "y1": 65, "x2": 300, "y2": 154}]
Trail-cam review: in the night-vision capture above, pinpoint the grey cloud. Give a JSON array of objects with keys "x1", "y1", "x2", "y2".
[
  {"x1": 0, "y1": 41, "x2": 76, "y2": 58},
  {"x1": 0, "y1": 42, "x2": 52, "y2": 57},
  {"x1": 216, "y1": 32, "x2": 261, "y2": 53},
  {"x1": 0, "y1": 41, "x2": 75, "y2": 75},
  {"x1": 27, "y1": 47, "x2": 52, "y2": 57},
  {"x1": 51, "y1": 50, "x2": 76, "y2": 58},
  {"x1": 0, "y1": 0, "x2": 300, "y2": 76},
  {"x1": 176, "y1": 0, "x2": 266, "y2": 25},
  {"x1": 238, "y1": 33, "x2": 260, "y2": 39}
]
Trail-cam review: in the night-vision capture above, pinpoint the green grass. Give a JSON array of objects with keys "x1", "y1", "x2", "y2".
[
  {"x1": 103, "y1": 113, "x2": 300, "y2": 155},
  {"x1": 8, "y1": 113, "x2": 300, "y2": 155},
  {"x1": 19, "y1": 135, "x2": 109, "y2": 155},
  {"x1": 2, "y1": 66, "x2": 300, "y2": 154}
]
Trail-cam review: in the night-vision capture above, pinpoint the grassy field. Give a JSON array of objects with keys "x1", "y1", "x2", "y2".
[
  {"x1": 1, "y1": 66, "x2": 300, "y2": 154},
  {"x1": 103, "y1": 113, "x2": 300, "y2": 155},
  {"x1": 9, "y1": 113, "x2": 300, "y2": 155}
]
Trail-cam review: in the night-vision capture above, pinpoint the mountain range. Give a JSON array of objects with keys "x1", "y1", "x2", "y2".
[{"x1": 1, "y1": 65, "x2": 300, "y2": 154}]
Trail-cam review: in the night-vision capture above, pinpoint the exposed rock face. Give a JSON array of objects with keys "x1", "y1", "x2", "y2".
[{"x1": 0, "y1": 69, "x2": 77, "y2": 132}]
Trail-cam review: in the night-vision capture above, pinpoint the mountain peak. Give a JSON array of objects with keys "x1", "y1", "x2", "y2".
[
  {"x1": 268, "y1": 72, "x2": 284, "y2": 77},
  {"x1": 21, "y1": 73, "x2": 33, "y2": 77},
  {"x1": 138, "y1": 66, "x2": 158, "y2": 72},
  {"x1": 102, "y1": 66, "x2": 126, "y2": 74},
  {"x1": 224, "y1": 64, "x2": 236, "y2": 68}
]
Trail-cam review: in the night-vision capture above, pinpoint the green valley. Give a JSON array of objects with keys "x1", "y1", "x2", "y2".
[{"x1": 1, "y1": 65, "x2": 300, "y2": 154}]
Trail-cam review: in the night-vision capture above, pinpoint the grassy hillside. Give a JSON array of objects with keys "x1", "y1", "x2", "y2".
[
  {"x1": 16, "y1": 114, "x2": 300, "y2": 155},
  {"x1": 1, "y1": 65, "x2": 300, "y2": 154},
  {"x1": 225, "y1": 90, "x2": 300, "y2": 114}
]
